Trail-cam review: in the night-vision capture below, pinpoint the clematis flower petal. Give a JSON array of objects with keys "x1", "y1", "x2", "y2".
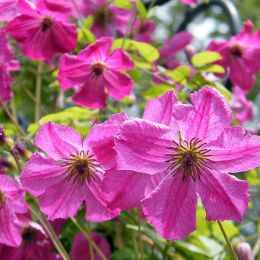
[
  {"x1": 72, "y1": 79, "x2": 107, "y2": 108},
  {"x1": 103, "y1": 170, "x2": 167, "y2": 210},
  {"x1": 35, "y1": 122, "x2": 82, "y2": 160},
  {"x1": 20, "y1": 153, "x2": 65, "y2": 196},
  {"x1": 197, "y1": 169, "x2": 250, "y2": 221},
  {"x1": 104, "y1": 70, "x2": 133, "y2": 100},
  {"x1": 78, "y1": 37, "x2": 113, "y2": 62},
  {"x1": 209, "y1": 126, "x2": 260, "y2": 173},
  {"x1": 0, "y1": 201, "x2": 22, "y2": 247},
  {"x1": 181, "y1": 86, "x2": 232, "y2": 142},
  {"x1": 115, "y1": 118, "x2": 174, "y2": 174},
  {"x1": 84, "y1": 112, "x2": 128, "y2": 170},
  {"x1": 106, "y1": 49, "x2": 134, "y2": 70},
  {"x1": 142, "y1": 173, "x2": 197, "y2": 240},
  {"x1": 84, "y1": 175, "x2": 119, "y2": 222},
  {"x1": 39, "y1": 179, "x2": 84, "y2": 220},
  {"x1": 143, "y1": 90, "x2": 178, "y2": 127}
]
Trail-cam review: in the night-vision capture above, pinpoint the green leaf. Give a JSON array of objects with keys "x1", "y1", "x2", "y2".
[
  {"x1": 27, "y1": 107, "x2": 96, "y2": 136},
  {"x1": 136, "y1": 0, "x2": 147, "y2": 20},
  {"x1": 83, "y1": 16, "x2": 94, "y2": 29},
  {"x1": 165, "y1": 66, "x2": 191, "y2": 83},
  {"x1": 198, "y1": 64, "x2": 225, "y2": 74},
  {"x1": 192, "y1": 51, "x2": 222, "y2": 67},
  {"x1": 246, "y1": 167, "x2": 260, "y2": 185},
  {"x1": 212, "y1": 83, "x2": 232, "y2": 101},
  {"x1": 113, "y1": 39, "x2": 159, "y2": 62},
  {"x1": 113, "y1": 0, "x2": 132, "y2": 9},
  {"x1": 144, "y1": 84, "x2": 173, "y2": 99}
]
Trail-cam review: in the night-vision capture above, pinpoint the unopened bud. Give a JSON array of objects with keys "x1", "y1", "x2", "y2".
[
  {"x1": 235, "y1": 242, "x2": 253, "y2": 260},
  {"x1": 13, "y1": 141, "x2": 27, "y2": 158}
]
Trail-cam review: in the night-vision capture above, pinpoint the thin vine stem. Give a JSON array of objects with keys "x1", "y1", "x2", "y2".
[
  {"x1": 70, "y1": 217, "x2": 107, "y2": 260},
  {"x1": 217, "y1": 221, "x2": 238, "y2": 260},
  {"x1": 35, "y1": 61, "x2": 44, "y2": 122},
  {"x1": 29, "y1": 205, "x2": 70, "y2": 260},
  {"x1": 87, "y1": 220, "x2": 95, "y2": 260},
  {"x1": 138, "y1": 209, "x2": 144, "y2": 260}
]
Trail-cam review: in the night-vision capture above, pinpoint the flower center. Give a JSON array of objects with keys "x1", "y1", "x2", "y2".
[
  {"x1": 0, "y1": 190, "x2": 5, "y2": 209},
  {"x1": 41, "y1": 16, "x2": 53, "y2": 32},
  {"x1": 165, "y1": 134, "x2": 213, "y2": 182},
  {"x1": 61, "y1": 151, "x2": 101, "y2": 185},
  {"x1": 230, "y1": 44, "x2": 243, "y2": 58},
  {"x1": 91, "y1": 63, "x2": 105, "y2": 77},
  {"x1": 95, "y1": 7, "x2": 112, "y2": 26},
  {"x1": 22, "y1": 227, "x2": 36, "y2": 242}
]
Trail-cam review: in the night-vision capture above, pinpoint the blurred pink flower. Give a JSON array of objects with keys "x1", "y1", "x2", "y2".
[
  {"x1": 0, "y1": 175, "x2": 28, "y2": 247},
  {"x1": 0, "y1": 222, "x2": 61, "y2": 260},
  {"x1": 159, "y1": 31, "x2": 193, "y2": 69},
  {"x1": 207, "y1": 20, "x2": 260, "y2": 91},
  {"x1": 115, "y1": 86, "x2": 260, "y2": 240},
  {"x1": 5, "y1": 0, "x2": 77, "y2": 60},
  {"x1": 134, "y1": 19, "x2": 155, "y2": 44},
  {"x1": 70, "y1": 232, "x2": 111, "y2": 260},
  {"x1": 20, "y1": 121, "x2": 120, "y2": 221},
  {"x1": 80, "y1": 0, "x2": 131, "y2": 37},
  {"x1": 0, "y1": 28, "x2": 20, "y2": 102},
  {"x1": 230, "y1": 87, "x2": 253, "y2": 125},
  {"x1": 58, "y1": 37, "x2": 134, "y2": 108}
]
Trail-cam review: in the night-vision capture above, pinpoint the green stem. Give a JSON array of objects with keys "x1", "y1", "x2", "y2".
[
  {"x1": 138, "y1": 209, "x2": 144, "y2": 260},
  {"x1": 35, "y1": 61, "x2": 43, "y2": 122},
  {"x1": 162, "y1": 241, "x2": 170, "y2": 260},
  {"x1": 29, "y1": 205, "x2": 70, "y2": 260},
  {"x1": 217, "y1": 221, "x2": 238, "y2": 260},
  {"x1": 9, "y1": 149, "x2": 22, "y2": 173},
  {"x1": 87, "y1": 220, "x2": 94, "y2": 260},
  {"x1": 0, "y1": 98, "x2": 27, "y2": 138},
  {"x1": 71, "y1": 217, "x2": 107, "y2": 260}
]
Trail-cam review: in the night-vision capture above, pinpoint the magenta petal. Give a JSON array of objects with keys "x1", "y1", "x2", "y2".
[
  {"x1": 35, "y1": 122, "x2": 82, "y2": 160},
  {"x1": 84, "y1": 112, "x2": 127, "y2": 170},
  {"x1": 197, "y1": 170, "x2": 250, "y2": 221},
  {"x1": 115, "y1": 118, "x2": 174, "y2": 174},
  {"x1": 70, "y1": 233, "x2": 111, "y2": 260},
  {"x1": 84, "y1": 175, "x2": 119, "y2": 222},
  {"x1": 58, "y1": 54, "x2": 90, "y2": 90},
  {"x1": 142, "y1": 174, "x2": 197, "y2": 240},
  {"x1": 39, "y1": 180, "x2": 83, "y2": 220},
  {"x1": 143, "y1": 90, "x2": 178, "y2": 127},
  {"x1": 103, "y1": 169, "x2": 167, "y2": 211},
  {"x1": 0, "y1": 201, "x2": 22, "y2": 247},
  {"x1": 20, "y1": 153, "x2": 65, "y2": 196},
  {"x1": 72, "y1": 80, "x2": 106, "y2": 108},
  {"x1": 78, "y1": 37, "x2": 113, "y2": 62},
  {"x1": 183, "y1": 86, "x2": 232, "y2": 142},
  {"x1": 104, "y1": 70, "x2": 133, "y2": 100},
  {"x1": 209, "y1": 126, "x2": 260, "y2": 173},
  {"x1": 106, "y1": 49, "x2": 134, "y2": 70}
]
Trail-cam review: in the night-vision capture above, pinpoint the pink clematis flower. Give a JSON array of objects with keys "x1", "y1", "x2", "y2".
[
  {"x1": 5, "y1": 0, "x2": 77, "y2": 60},
  {"x1": 159, "y1": 31, "x2": 193, "y2": 69},
  {"x1": 70, "y1": 232, "x2": 111, "y2": 260},
  {"x1": 207, "y1": 20, "x2": 260, "y2": 91},
  {"x1": 58, "y1": 37, "x2": 134, "y2": 108},
  {"x1": 230, "y1": 86, "x2": 253, "y2": 125},
  {"x1": 20, "y1": 121, "x2": 120, "y2": 221},
  {"x1": 115, "y1": 86, "x2": 260, "y2": 240},
  {"x1": 0, "y1": 175, "x2": 28, "y2": 247},
  {"x1": 133, "y1": 19, "x2": 155, "y2": 44},
  {"x1": 0, "y1": 222, "x2": 61, "y2": 260},
  {"x1": 0, "y1": 28, "x2": 20, "y2": 102},
  {"x1": 80, "y1": 0, "x2": 131, "y2": 38},
  {"x1": 103, "y1": 91, "x2": 178, "y2": 211}
]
